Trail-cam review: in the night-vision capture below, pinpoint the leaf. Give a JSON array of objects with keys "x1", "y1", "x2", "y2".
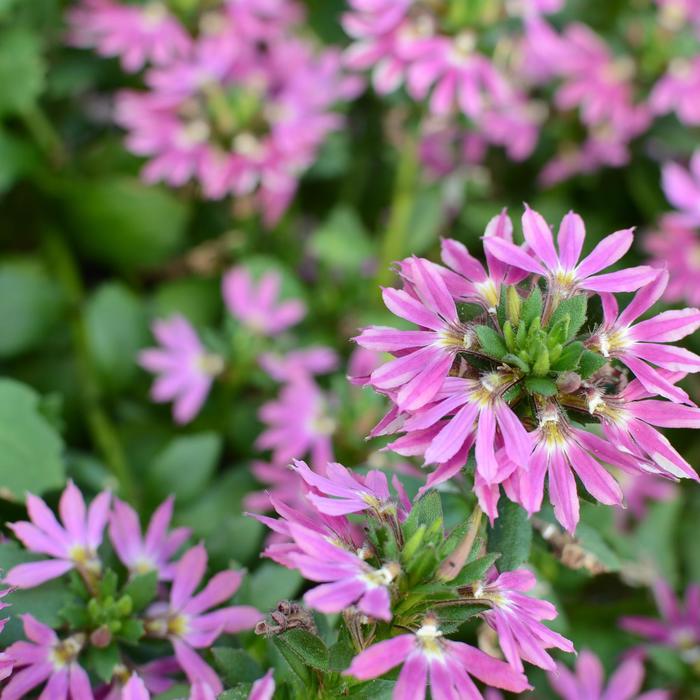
[
  {"x1": 85, "y1": 643, "x2": 121, "y2": 682},
  {"x1": 403, "y1": 491, "x2": 443, "y2": 541},
  {"x1": 62, "y1": 177, "x2": 189, "y2": 272},
  {"x1": 0, "y1": 30, "x2": 45, "y2": 116},
  {"x1": 488, "y1": 501, "x2": 532, "y2": 571},
  {"x1": 552, "y1": 341, "x2": 584, "y2": 372},
  {"x1": 218, "y1": 687, "x2": 255, "y2": 700},
  {"x1": 451, "y1": 553, "x2": 501, "y2": 587},
  {"x1": 86, "y1": 283, "x2": 149, "y2": 392},
  {"x1": 579, "y1": 350, "x2": 607, "y2": 378},
  {"x1": 310, "y1": 206, "x2": 374, "y2": 272},
  {"x1": 0, "y1": 127, "x2": 37, "y2": 192},
  {"x1": 212, "y1": 648, "x2": 263, "y2": 685},
  {"x1": 575, "y1": 523, "x2": 621, "y2": 573},
  {"x1": 238, "y1": 562, "x2": 302, "y2": 611},
  {"x1": 0, "y1": 542, "x2": 74, "y2": 645},
  {"x1": 502, "y1": 353, "x2": 530, "y2": 373},
  {"x1": 347, "y1": 680, "x2": 396, "y2": 699},
  {"x1": 0, "y1": 379, "x2": 65, "y2": 500},
  {"x1": 0, "y1": 258, "x2": 64, "y2": 359},
  {"x1": 121, "y1": 571, "x2": 158, "y2": 612},
  {"x1": 547, "y1": 295, "x2": 587, "y2": 340},
  {"x1": 436, "y1": 603, "x2": 489, "y2": 633},
  {"x1": 524, "y1": 376, "x2": 558, "y2": 396},
  {"x1": 521, "y1": 286, "x2": 543, "y2": 325},
  {"x1": 147, "y1": 432, "x2": 222, "y2": 504},
  {"x1": 154, "y1": 277, "x2": 222, "y2": 327},
  {"x1": 275, "y1": 629, "x2": 329, "y2": 671},
  {"x1": 475, "y1": 325, "x2": 507, "y2": 359}
]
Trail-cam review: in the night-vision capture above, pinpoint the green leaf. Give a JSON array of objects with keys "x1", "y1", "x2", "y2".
[
  {"x1": 212, "y1": 648, "x2": 263, "y2": 685},
  {"x1": 475, "y1": 325, "x2": 507, "y2": 359},
  {"x1": 275, "y1": 629, "x2": 329, "y2": 671},
  {"x1": 347, "y1": 680, "x2": 396, "y2": 699},
  {"x1": 0, "y1": 258, "x2": 64, "y2": 358},
  {"x1": 436, "y1": 603, "x2": 489, "y2": 633},
  {"x1": 310, "y1": 206, "x2": 374, "y2": 272},
  {"x1": 85, "y1": 643, "x2": 121, "y2": 683},
  {"x1": 552, "y1": 341, "x2": 584, "y2": 372},
  {"x1": 86, "y1": 283, "x2": 149, "y2": 392},
  {"x1": 0, "y1": 379, "x2": 65, "y2": 500},
  {"x1": 0, "y1": 127, "x2": 37, "y2": 192},
  {"x1": 450, "y1": 553, "x2": 501, "y2": 587},
  {"x1": 328, "y1": 629, "x2": 355, "y2": 672},
  {"x1": 524, "y1": 376, "x2": 558, "y2": 396},
  {"x1": 488, "y1": 501, "x2": 532, "y2": 571},
  {"x1": 0, "y1": 542, "x2": 74, "y2": 645},
  {"x1": 122, "y1": 571, "x2": 158, "y2": 612},
  {"x1": 147, "y1": 432, "x2": 222, "y2": 504},
  {"x1": 548, "y1": 295, "x2": 587, "y2": 340},
  {"x1": 502, "y1": 353, "x2": 530, "y2": 373},
  {"x1": 403, "y1": 491, "x2": 443, "y2": 541},
  {"x1": 579, "y1": 349, "x2": 607, "y2": 378},
  {"x1": 576, "y1": 521, "x2": 621, "y2": 573},
  {"x1": 239, "y1": 562, "x2": 302, "y2": 611},
  {"x1": 218, "y1": 687, "x2": 255, "y2": 700},
  {"x1": 119, "y1": 618, "x2": 144, "y2": 644},
  {"x1": 0, "y1": 30, "x2": 45, "y2": 116},
  {"x1": 154, "y1": 277, "x2": 222, "y2": 326},
  {"x1": 62, "y1": 177, "x2": 189, "y2": 271},
  {"x1": 521, "y1": 286, "x2": 543, "y2": 325}
]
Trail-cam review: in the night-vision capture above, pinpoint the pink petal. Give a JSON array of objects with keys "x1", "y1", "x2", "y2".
[
  {"x1": 484, "y1": 237, "x2": 545, "y2": 276},
  {"x1": 382, "y1": 287, "x2": 442, "y2": 331},
  {"x1": 575, "y1": 228, "x2": 634, "y2": 279},
  {"x1": 344, "y1": 635, "x2": 414, "y2": 680},
  {"x1": 171, "y1": 545, "x2": 207, "y2": 611},
  {"x1": 548, "y1": 450, "x2": 579, "y2": 533},
  {"x1": 58, "y1": 481, "x2": 86, "y2": 545},
  {"x1": 583, "y1": 266, "x2": 658, "y2": 293},
  {"x1": 5, "y1": 560, "x2": 74, "y2": 588},
  {"x1": 172, "y1": 639, "x2": 222, "y2": 695},
  {"x1": 630, "y1": 308, "x2": 700, "y2": 342},
  {"x1": 522, "y1": 205, "x2": 559, "y2": 270},
  {"x1": 557, "y1": 211, "x2": 585, "y2": 271},
  {"x1": 618, "y1": 270, "x2": 668, "y2": 327},
  {"x1": 394, "y1": 652, "x2": 428, "y2": 700}
]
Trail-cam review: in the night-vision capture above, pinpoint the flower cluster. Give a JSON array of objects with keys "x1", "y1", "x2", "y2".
[
  {"x1": 69, "y1": 0, "x2": 361, "y2": 224},
  {"x1": 254, "y1": 459, "x2": 571, "y2": 698},
  {"x1": 0, "y1": 482, "x2": 260, "y2": 698},
  {"x1": 357, "y1": 206, "x2": 700, "y2": 532}
]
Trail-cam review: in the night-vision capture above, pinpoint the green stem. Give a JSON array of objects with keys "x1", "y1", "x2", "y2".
[
  {"x1": 22, "y1": 105, "x2": 67, "y2": 168},
  {"x1": 43, "y1": 231, "x2": 139, "y2": 505},
  {"x1": 375, "y1": 128, "x2": 421, "y2": 288}
]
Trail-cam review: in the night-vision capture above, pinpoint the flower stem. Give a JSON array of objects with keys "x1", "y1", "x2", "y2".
[
  {"x1": 43, "y1": 230, "x2": 139, "y2": 505},
  {"x1": 375, "y1": 127, "x2": 421, "y2": 288}
]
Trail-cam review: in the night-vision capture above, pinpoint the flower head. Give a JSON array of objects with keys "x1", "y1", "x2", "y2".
[
  {"x1": 139, "y1": 315, "x2": 222, "y2": 424},
  {"x1": 109, "y1": 497, "x2": 190, "y2": 580},
  {"x1": 223, "y1": 266, "x2": 306, "y2": 336},
  {"x1": 248, "y1": 670, "x2": 275, "y2": 700},
  {"x1": 5, "y1": 481, "x2": 110, "y2": 589},
  {"x1": 660, "y1": 149, "x2": 700, "y2": 225},
  {"x1": 344, "y1": 615, "x2": 531, "y2": 699}
]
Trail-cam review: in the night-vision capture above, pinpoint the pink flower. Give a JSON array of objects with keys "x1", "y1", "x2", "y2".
[
  {"x1": 507, "y1": 0, "x2": 564, "y2": 16},
  {"x1": 644, "y1": 215, "x2": 700, "y2": 306},
  {"x1": 615, "y1": 472, "x2": 677, "y2": 527},
  {"x1": 485, "y1": 206, "x2": 656, "y2": 296},
  {"x1": 290, "y1": 459, "x2": 410, "y2": 520},
  {"x1": 650, "y1": 58, "x2": 700, "y2": 126},
  {"x1": 589, "y1": 270, "x2": 700, "y2": 403},
  {"x1": 0, "y1": 586, "x2": 11, "y2": 635},
  {"x1": 621, "y1": 580, "x2": 700, "y2": 661},
  {"x1": 139, "y1": 316, "x2": 222, "y2": 424},
  {"x1": 287, "y1": 523, "x2": 397, "y2": 621},
  {"x1": 121, "y1": 673, "x2": 218, "y2": 700},
  {"x1": 548, "y1": 649, "x2": 670, "y2": 700},
  {"x1": 585, "y1": 372, "x2": 700, "y2": 482},
  {"x1": 5, "y1": 481, "x2": 110, "y2": 589},
  {"x1": 355, "y1": 257, "x2": 473, "y2": 411},
  {"x1": 145, "y1": 544, "x2": 260, "y2": 694},
  {"x1": 473, "y1": 569, "x2": 574, "y2": 672},
  {"x1": 223, "y1": 266, "x2": 305, "y2": 336},
  {"x1": 661, "y1": 150, "x2": 700, "y2": 225},
  {"x1": 67, "y1": 0, "x2": 191, "y2": 72},
  {"x1": 2, "y1": 615, "x2": 94, "y2": 700},
  {"x1": 258, "y1": 346, "x2": 338, "y2": 382},
  {"x1": 256, "y1": 376, "x2": 335, "y2": 470},
  {"x1": 109, "y1": 497, "x2": 190, "y2": 580},
  {"x1": 344, "y1": 616, "x2": 531, "y2": 699},
  {"x1": 248, "y1": 670, "x2": 275, "y2": 700}
]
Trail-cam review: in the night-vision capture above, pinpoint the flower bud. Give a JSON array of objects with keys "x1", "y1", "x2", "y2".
[{"x1": 90, "y1": 625, "x2": 112, "y2": 648}]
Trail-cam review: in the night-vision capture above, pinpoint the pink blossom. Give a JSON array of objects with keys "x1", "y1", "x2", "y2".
[
  {"x1": 650, "y1": 58, "x2": 700, "y2": 126},
  {"x1": 507, "y1": 0, "x2": 564, "y2": 16},
  {"x1": 347, "y1": 346, "x2": 382, "y2": 386},
  {"x1": 548, "y1": 649, "x2": 670, "y2": 700},
  {"x1": 485, "y1": 206, "x2": 656, "y2": 296},
  {"x1": 621, "y1": 580, "x2": 700, "y2": 661},
  {"x1": 248, "y1": 670, "x2": 275, "y2": 700},
  {"x1": 589, "y1": 270, "x2": 700, "y2": 403},
  {"x1": 139, "y1": 316, "x2": 222, "y2": 424},
  {"x1": 287, "y1": 523, "x2": 397, "y2": 621},
  {"x1": 144, "y1": 544, "x2": 260, "y2": 694},
  {"x1": 2, "y1": 615, "x2": 94, "y2": 700},
  {"x1": 615, "y1": 472, "x2": 677, "y2": 527},
  {"x1": 67, "y1": 0, "x2": 191, "y2": 73},
  {"x1": 290, "y1": 459, "x2": 409, "y2": 520},
  {"x1": 344, "y1": 616, "x2": 531, "y2": 699},
  {"x1": 223, "y1": 266, "x2": 305, "y2": 336},
  {"x1": 355, "y1": 257, "x2": 473, "y2": 411},
  {"x1": 5, "y1": 481, "x2": 110, "y2": 589},
  {"x1": 256, "y1": 376, "x2": 335, "y2": 470},
  {"x1": 121, "y1": 673, "x2": 217, "y2": 700},
  {"x1": 259, "y1": 346, "x2": 338, "y2": 382},
  {"x1": 656, "y1": 0, "x2": 700, "y2": 30},
  {"x1": 661, "y1": 150, "x2": 700, "y2": 225},
  {"x1": 109, "y1": 497, "x2": 190, "y2": 581},
  {"x1": 644, "y1": 215, "x2": 700, "y2": 306},
  {"x1": 244, "y1": 460, "x2": 306, "y2": 514},
  {"x1": 473, "y1": 568, "x2": 574, "y2": 671},
  {"x1": 585, "y1": 372, "x2": 700, "y2": 482}
]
